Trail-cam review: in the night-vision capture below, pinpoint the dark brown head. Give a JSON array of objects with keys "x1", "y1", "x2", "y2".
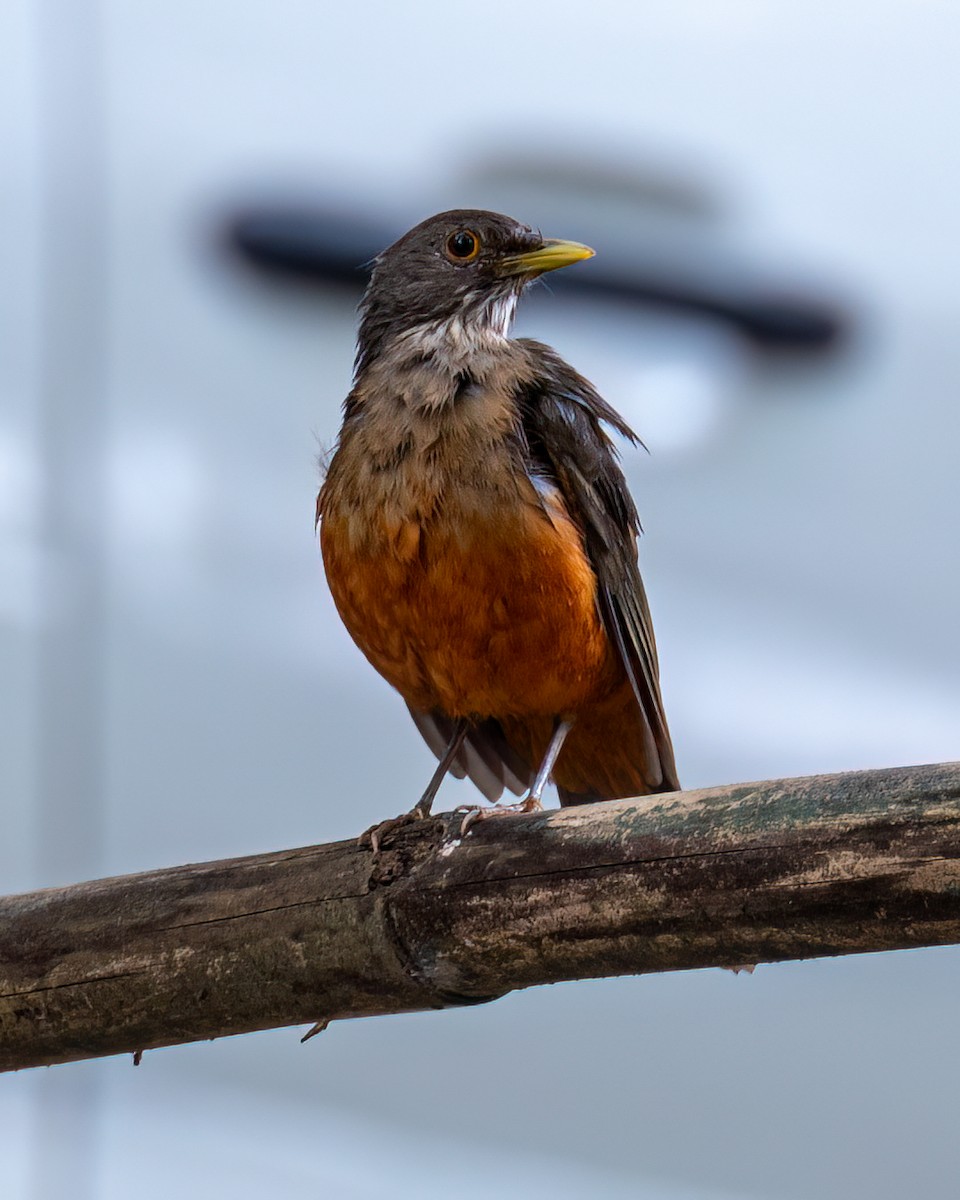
[{"x1": 355, "y1": 209, "x2": 593, "y2": 374}]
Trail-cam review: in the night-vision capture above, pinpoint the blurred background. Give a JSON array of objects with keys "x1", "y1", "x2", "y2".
[{"x1": 2, "y1": 1, "x2": 959, "y2": 1197}]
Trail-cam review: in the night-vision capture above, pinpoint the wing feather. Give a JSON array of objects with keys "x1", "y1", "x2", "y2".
[{"x1": 407, "y1": 706, "x2": 530, "y2": 803}]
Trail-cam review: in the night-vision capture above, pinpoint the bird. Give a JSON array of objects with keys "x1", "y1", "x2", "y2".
[{"x1": 317, "y1": 209, "x2": 679, "y2": 845}]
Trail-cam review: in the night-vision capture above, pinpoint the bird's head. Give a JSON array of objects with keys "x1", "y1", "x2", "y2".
[{"x1": 355, "y1": 209, "x2": 593, "y2": 373}]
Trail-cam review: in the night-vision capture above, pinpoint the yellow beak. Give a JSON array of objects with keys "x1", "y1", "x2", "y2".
[{"x1": 497, "y1": 237, "x2": 595, "y2": 277}]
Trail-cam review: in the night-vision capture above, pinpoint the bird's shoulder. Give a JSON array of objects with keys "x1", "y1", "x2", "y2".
[
  {"x1": 512, "y1": 337, "x2": 641, "y2": 572},
  {"x1": 515, "y1": 338, "x2": 638, "y2": 440}
]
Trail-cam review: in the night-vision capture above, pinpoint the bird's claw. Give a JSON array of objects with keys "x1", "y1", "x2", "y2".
[
  {"x1": 457, "y1": 806, "x2": 484, "y2": 836},
  {"x1": 358, "y1": 808, "x2": 426, "y2": 855},
  {"x1": 456, "y1": 794, "x2": 544, "y2": 835}
]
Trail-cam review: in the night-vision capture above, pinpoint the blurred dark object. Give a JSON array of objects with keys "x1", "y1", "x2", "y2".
[{"x1": 225, "y1": 181, "x2": 850, "y2": 354}]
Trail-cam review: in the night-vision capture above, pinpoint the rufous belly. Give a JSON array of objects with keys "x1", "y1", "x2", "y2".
[{"x1": 320, "y1": 500, "x2": 621, "y2": 720}]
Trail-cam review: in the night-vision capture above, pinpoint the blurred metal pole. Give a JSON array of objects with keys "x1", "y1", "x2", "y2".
[{"x1": 32, "y1": 0, "x2": 109, "y2": 1195}]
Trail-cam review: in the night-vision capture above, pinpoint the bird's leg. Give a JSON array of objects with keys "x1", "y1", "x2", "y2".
[
  {"x1": 416, "y1": 719, "x2": 470, "y2": 816},
  {"x1": 359, "y1": 719, "x2": 469, "y2": 853},
  {"x1": 526, "y1": 717, "x2": 574, "y2": 809},
  {"x1": 461, "y1": 718, "x2": 574, "y2": 833}
]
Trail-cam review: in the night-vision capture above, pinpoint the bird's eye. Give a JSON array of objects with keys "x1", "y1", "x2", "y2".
[{"x1": 445, "y1": 230, "x2": 480, "y2": 262}]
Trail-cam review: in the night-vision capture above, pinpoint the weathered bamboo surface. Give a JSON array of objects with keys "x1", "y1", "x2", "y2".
[{"x1": 2, "y1": 760, "x2": 959, "y2": 1072}]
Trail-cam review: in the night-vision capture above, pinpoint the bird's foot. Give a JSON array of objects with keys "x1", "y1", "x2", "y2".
[
  {"x1": 457, "y1": 794, "x2": 543, "y2": 835},
  {"x1": 358, "y1": 807, "x2": 427, "y2": 855}
]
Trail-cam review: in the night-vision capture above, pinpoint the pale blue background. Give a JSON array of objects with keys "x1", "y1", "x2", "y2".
[{"x1": 2, "y1": 2, "x2": 959, "y2": 1197}]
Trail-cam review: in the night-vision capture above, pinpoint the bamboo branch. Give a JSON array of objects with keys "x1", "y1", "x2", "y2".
[{"x1": 2, "y1": 760, "x2": 959, "y2": 1073}]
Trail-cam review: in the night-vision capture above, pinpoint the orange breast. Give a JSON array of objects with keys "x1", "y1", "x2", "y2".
[{"x1": 320, "y1": 495, "x2": 621, "y2": 721}]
